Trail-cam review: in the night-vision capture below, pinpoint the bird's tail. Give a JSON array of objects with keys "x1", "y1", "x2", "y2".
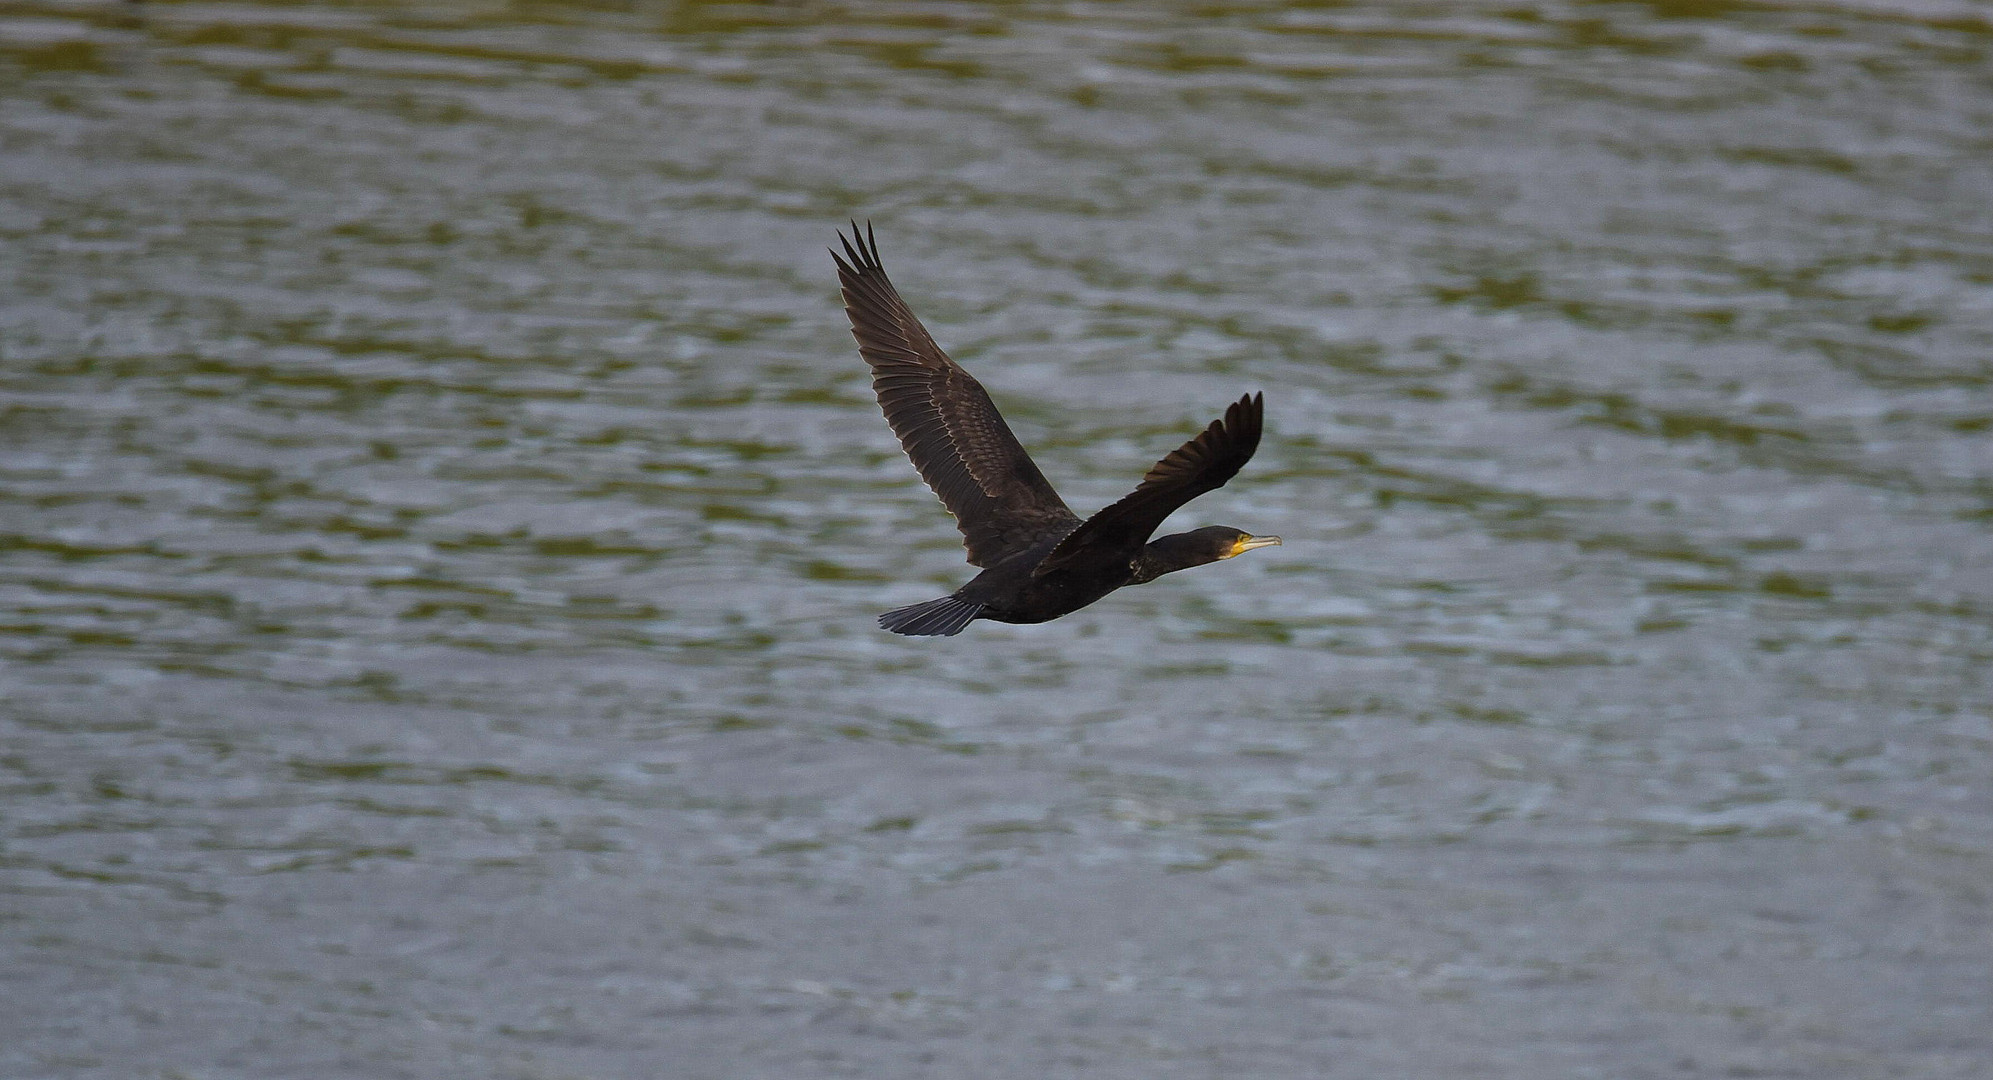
[{"x1": 879, "y1": 596, "x2": 984, "y2": 637}]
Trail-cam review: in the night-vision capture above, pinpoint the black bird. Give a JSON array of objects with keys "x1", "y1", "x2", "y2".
[{"x1": 833, "y1": 224, "x2": 1280, "y2": 636}]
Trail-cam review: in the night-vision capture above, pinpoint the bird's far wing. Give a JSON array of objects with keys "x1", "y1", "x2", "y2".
[
  {"x1": 833, "y1": 223, "x2": 1079, "y2": 567},
  {"x1": 1034, "y1": 392, "x2": 1263, "y2": 576}
]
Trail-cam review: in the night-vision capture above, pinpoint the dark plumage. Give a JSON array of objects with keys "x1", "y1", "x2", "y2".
[{"x1": 832, "y1": 223, "x2": 1280, "y2": 636}]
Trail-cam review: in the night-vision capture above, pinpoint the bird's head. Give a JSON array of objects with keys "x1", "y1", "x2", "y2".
[
  {"x1": 1140, "y1": 526, "x2": 1281, "y2": 579},
  {"x1": 1211, "y1": 526, "x2": 1284, "y2": 560}
]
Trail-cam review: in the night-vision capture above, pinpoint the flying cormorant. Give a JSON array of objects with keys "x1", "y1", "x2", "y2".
[{"x1": 833, "y1": 224, "x2": 1279, "y2": 636}]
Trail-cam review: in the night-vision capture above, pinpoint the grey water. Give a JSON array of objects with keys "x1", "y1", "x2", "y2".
[{"x1": 2, "y1": 2, "x2": 1990, "y2": 1077}]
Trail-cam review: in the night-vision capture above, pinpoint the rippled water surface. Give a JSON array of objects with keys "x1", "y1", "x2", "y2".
[{"x1": 3, "y1": 1, "x2": 1991, "y2": 1077}]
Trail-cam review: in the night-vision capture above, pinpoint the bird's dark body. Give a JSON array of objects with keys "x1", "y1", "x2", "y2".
[
  {"x1": 831, "y1": 224, "x2": 1278, "y2": 636},
  {"x1": 959, "y1": 532, "x2": 1121, "y2": 625},
  {"x1": 959, "y1": 528, "x2": 1234, "y2": 624}
]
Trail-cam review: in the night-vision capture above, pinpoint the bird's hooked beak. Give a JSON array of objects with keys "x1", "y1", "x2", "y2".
[{"x1": 1227, "y1": 534, "x2": 1282, "y2": 558}]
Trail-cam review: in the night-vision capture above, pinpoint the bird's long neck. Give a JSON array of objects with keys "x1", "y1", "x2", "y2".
[{"x1": 1130, "y1": 532, "x2": 1212, "y2": 585}]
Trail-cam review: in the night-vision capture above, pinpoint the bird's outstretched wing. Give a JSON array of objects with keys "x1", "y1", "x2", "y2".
[
  {"x1": 833, "y1": 223, "x2": 1079, "y2": 567},
  {"x1": 1034, "y1": 392, "x2": 1263, "y2": 576}
]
